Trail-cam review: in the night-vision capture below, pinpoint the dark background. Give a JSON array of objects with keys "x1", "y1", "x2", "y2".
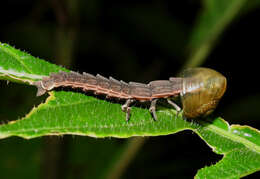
[{"x1": 0, "y1": 0, "x2": 260, "y2": 178}]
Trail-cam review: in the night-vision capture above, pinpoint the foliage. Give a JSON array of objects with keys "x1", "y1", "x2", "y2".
[
  {"x1": 1, "y1": 42, "x2": 260, "y2": 178},
  {"x1": 1, "y1": 0, "x2": 260, "y2": 178}
]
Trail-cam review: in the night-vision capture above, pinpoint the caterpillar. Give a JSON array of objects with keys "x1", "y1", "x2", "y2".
[{"x1": 33, "y1": 68, "x2": 227, "y2": 121}]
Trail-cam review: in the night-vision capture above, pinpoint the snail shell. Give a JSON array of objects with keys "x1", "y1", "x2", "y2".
[{"x1": 181, "y1": 67, "x2": 227, "y2": 118}]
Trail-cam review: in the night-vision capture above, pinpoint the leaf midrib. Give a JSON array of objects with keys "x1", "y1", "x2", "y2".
[
  {"x1": 204, "y1": 123, "x2": 260, "y2": 154},
  {"x1": 0, "y1": 119, "x2": 187, "y2": 139},
  {"x1": 0, "y1": 43, "x2": 32, "y2": 73}
]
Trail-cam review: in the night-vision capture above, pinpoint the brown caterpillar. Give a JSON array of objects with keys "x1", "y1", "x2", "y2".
[{"x1": 33, "y1": 68, "x2": 227, "y2": 121}]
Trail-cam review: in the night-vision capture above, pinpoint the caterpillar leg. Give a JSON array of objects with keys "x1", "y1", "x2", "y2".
[
  {"x1": 149, "y1": 99, "x2": 158, "y2": 121},
  {"x1": 33, "y1": 81, "x2": 47, "y2": 96},
  {"x1": 167, "y1": 99, "x2": 181, "y2": 117},
  {"x1": 122, "y1": 99, "x2": 135, "y2": 121}
]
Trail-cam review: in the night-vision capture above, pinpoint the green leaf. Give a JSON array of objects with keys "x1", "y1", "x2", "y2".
[
  {"x1": 195, "y1": 121, "x2": 260, "y2": 178},
  {"x1": 0, "y1": 43, "x2": 67, "y2": 84},
  {"x1": 183, "y1": 0, "x2": 247, "y2": 68},
  {"x1": 1, "y1": 42, "x2": 260, "y2": 178}
]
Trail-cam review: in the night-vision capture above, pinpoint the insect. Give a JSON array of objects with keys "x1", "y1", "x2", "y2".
[{"x1": 33, "y1": 67, "x2": 227, "y2": 121}]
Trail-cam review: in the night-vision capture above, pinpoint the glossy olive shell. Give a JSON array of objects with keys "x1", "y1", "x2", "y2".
[{"x1": 180, "y1": 67, "x2": 227, "y2": 118}]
